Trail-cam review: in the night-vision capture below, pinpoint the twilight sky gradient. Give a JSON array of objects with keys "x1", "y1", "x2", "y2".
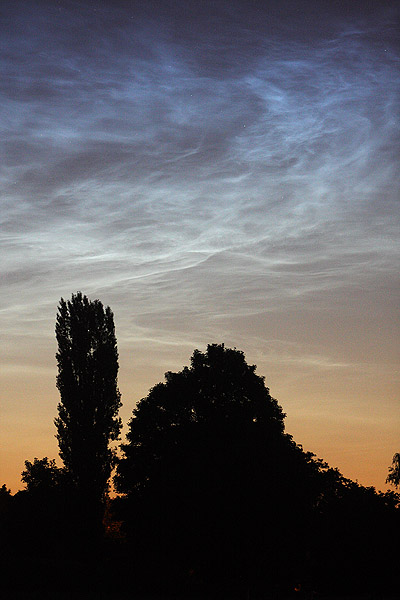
[{"x1": 1, "y1": 0, "x2": 399, "y2": 494}]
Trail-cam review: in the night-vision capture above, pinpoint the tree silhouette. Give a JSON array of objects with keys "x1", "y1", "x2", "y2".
[
  {"x1": 55, "y1": 292, "x2": 122, "y2": 530},
  {"x1": 387, "y1": 452, "x2": 400, "y2": 488},
  {"x1": 115, "y1": 344, "x2": 319, "y2": 593},
  {"x1": 0, "y1": 484, "x2": 12, "y2": 526},
  {"x1": 21, "y1": 457, "x2": 64, "y2": 492},
  {"x1": 116, "y1": 343, "x2": 286, "y2": 494},
  {"x1": 312, "y1": 465, "x2": 400, "y2": 596}
]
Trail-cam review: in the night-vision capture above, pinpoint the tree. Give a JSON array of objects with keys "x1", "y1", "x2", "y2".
[
  {"x1": 55, "y1": 292, "x2": 122, "y2": 523},
  {"x1": 17, "y1": 457, "x2": 72, "y2": 552},
  {"x1": 115, "y1": 344, "x2": 317, "y2": 592},
  {"x1": 116, "y1": 343, "x2": 286, "y2": 494},
  {"x1": 0, "y1": 484, "x2": 11, "y2": 496},
  {"x1": 113, "y1": 343, "x2": 399, "y2": 596},
  {"x1": 311, "y1": 466, "x2": 400, "y2": 595},
  {"x1": 0, "y1": 484, "x2": 12, "y2": 519},
  {"x1": 387, "y1": 452, "x2": 400, "y2": 488},
  {"x1": 21, "y1": 457, "x2": 64, "y2": 492}
]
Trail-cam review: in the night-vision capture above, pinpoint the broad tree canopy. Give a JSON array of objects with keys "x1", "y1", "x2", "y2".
[
  {"x1": 115, "y1": 344, "x2": 317, "y2": 586},
  {"x1": 116, "y1": 343, "x2": 287, "y2": 495}
]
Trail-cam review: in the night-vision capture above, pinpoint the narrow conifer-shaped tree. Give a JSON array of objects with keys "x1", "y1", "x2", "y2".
[{"x1": 55, "y1": 292, "x2": 121, "y2": 524}]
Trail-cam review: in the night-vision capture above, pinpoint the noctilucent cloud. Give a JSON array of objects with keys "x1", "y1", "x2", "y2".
[{"x1": 1, "y1": 0, "x2": 399, "y2": 493}]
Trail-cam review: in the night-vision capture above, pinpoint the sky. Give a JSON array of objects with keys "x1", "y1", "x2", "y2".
[{"x1": 1, "y1": 0, "x2": 399, "y2": 495}]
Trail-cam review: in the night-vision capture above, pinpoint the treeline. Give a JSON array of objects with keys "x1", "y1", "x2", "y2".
[{"x1": 1, "y1": 293, "x2": 399, "y2": 599}]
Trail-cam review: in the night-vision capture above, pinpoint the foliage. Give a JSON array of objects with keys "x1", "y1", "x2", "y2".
[
  {"x1": 0, "y1": 484, "x2": 12, "y2": 523},
  {"x1": 114, "y1": 344, "x2": 400, "y2": 595},
  {"x1": 55, "y1": 292, "x2": 122, "y2": 510},
  {"x1": 115, "y1": 344, "x2": 320, "y2": 590},
  {"x1": 311, "y1": 468, "x2": 400, "y2": 594},
  {"x1": 2, "y1": 337, "x2": 399, "y2": 597},
  {"x1": 116, "y1": 343, "x2": 286, "y2": 493},
  {"x1": 0, "y1": 484, "x2": 11, "y2": 498},
  {"x1": 386, "y1": 452, "x2": 400, "y2": 488},
  {"x1": 21, "y1": 457, "x2": 64, "y2": 492}
]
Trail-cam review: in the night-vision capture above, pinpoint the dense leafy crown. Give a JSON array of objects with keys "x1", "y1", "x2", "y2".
[{"x1": 116, "y1": 344, "x2": 286, "y2": 494}]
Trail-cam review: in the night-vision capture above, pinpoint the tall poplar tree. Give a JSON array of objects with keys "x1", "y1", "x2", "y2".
[{"x1": 55, "y1": 292, "x2": 122, "y2": 517}]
